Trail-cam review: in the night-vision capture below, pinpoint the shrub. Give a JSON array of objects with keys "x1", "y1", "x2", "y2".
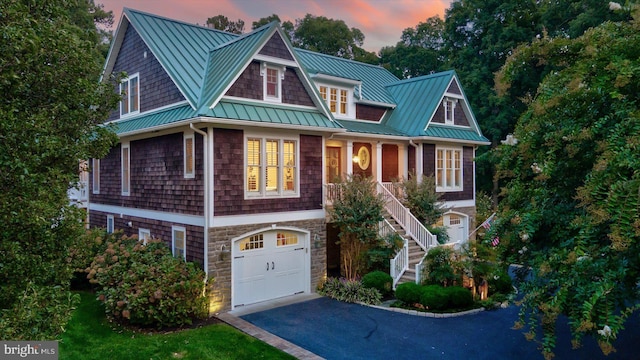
[
  {"x1": 419, "y1": 285, "x2": 448, "y2": 310},
  {"x1": 88, "y1": 237, "x2": 208, "y2": 328},
  {"x1": 395, "y1": 282, "x2": 423, "y2": 305},
  {"x1": 364, "y1": 233, "x2": 403, "y2": 273},
  {"x1": 445, "y1": 286, "x2": 474, "y2": 308},
  {"x1": 422, "y1": 246, "x2": 462, "y2": 287},
  {"x1": 68, "y1": 228, "x2": 116, "y2": 289},
  {"x1": 361, "y1": 271, "x2": 393, "y2": 297},
  {"x1": 317, "y1": 277, "x2": 382, "y2": 305},
  {"x1": 488, "y1": 269, "x2": 513, "y2": 295}
]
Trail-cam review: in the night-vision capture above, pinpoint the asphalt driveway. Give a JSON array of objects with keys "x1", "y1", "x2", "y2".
[{"x1": 241, "y1": 296, "x2": 639, "y2": 359}]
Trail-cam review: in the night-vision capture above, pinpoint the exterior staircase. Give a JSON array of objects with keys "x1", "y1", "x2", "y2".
[{"x1": 382, "y1": 211, "x2": 426, "y2": 285}]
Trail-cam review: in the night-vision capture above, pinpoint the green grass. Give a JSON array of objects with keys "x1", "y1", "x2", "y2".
[{"x1": 60, "y1": 292, "x2": 295, "y2": 360}]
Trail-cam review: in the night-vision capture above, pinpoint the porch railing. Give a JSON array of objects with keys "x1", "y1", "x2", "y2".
[
  {"x1": 376, "y1": 182, "x2": 437, "y2": 252},
  {"x1": 390, "y1": 238, "x2": 409, "y2": 289}
]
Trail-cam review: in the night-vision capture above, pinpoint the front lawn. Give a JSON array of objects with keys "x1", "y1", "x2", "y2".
[{"x1": 59, "y1": 292, "x2": 295, "y2": 360}]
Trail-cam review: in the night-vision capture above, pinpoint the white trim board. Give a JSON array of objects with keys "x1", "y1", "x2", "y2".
[{"x1": 89, "y1": 204, "x2": 205, "y2": 227}]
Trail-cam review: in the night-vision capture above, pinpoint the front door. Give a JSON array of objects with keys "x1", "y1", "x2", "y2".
[{"x1": 326, "y1": 147, "x2": 341, "y2": 183}]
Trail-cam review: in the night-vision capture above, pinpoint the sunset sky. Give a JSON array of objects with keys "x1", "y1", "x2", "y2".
[{"x1": 99, "y1": 0, "x2": 453, "y2": 52}]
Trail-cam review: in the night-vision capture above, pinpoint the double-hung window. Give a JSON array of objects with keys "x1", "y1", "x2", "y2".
[
  {"x1": 246, "y1": 136, "x2": 298, "y2": 197},
  {"x1": 262, "y1": 64, "x2": 283, "y2": 102},
  {"x1": 319, "y1": 85, "x2": 350, "y2": 117},
  {"x1": 443, "y1": 98, "x2": 457, "y2": 125},
  {"x1": 121, "y1": 142, "x2": 130, "y2": 196},
  {"x1": 436, "y1": 147, "x2": 463, "y2": 191},
  {"x1": 138, "y1": 228, "x2": 151, "y2": 244},
  {"x1": 92, "y1": 158, "x2": 100, "y2": 194},
  {"x1": 184, "y1": 131, "x2": 195, "y2": 179},
  {"x1": 106, "y1": 215, "x2": 114, "y2": 234},
  {"x1": 120, "y1": 73, "x2": 139, "y2": 116},
  {"x1": 172, "y1": 226, "x2": 186, "y2": 260}
]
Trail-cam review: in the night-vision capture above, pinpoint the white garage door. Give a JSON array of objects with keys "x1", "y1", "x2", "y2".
[{"x1": 233, "y1": 230, "x2": 307, "y2": 308}]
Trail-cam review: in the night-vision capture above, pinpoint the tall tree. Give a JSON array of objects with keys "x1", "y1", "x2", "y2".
[
  {"x1": 380, "y1": 16, "x2": 446, "y2": 79},
  {"x1": 493, "y1": 5, "x2": 640, "y2": 357},
  {"x1": 206, "y1": 15, "x2": 245, "y2": 34},
  {"x1": 0, "y1": 0, "x2": 118, "y2": 339},
  {"x1": 290, "y1": 14, "x2": 378, "y2": 64}
]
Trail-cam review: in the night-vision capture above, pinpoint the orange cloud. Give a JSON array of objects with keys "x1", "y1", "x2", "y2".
[{"x1": 99, "y1": 0, "x2": 451, "y2": 51}]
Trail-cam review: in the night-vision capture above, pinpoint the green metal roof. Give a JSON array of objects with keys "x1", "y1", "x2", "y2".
[
  {"x1": 207, "y1": 99, "x2": 342, "y2": 129},
  {"x1": 336, "y1": 120, "x2": 406, "y2": 137},
  {"x1": 295, "y1": 49, "x2": 399, "y2": 105},
  {"x1": 384, "y1": 71, "x2": 454, "y2": 136},
  {"x1": 423, "y1": 124, "x2": 490, "y2": 143},
  {"x1": 197, "y1": 23, "x2": 276, "y2": 114},
  {"x1": 114, "y1": 104, "x2": 197, "y2": 134},
  {"x1": 124, "y1": 8, "x2": 239, "y2": 107},
  {"x1": 111, "y1": 9, "x2": 487, "y2": 145}
]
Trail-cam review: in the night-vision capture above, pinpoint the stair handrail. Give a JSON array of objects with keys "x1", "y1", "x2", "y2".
[
  {"x1": 390, "y1": 238, "x2": 409, "y2": 289},
  {"x1": 376, "y1": 182, "x2": 438, "y2": 251}
]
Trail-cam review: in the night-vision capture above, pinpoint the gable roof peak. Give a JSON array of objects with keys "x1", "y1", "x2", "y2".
[{"x1": 123, "y1": 7, "x2": 239, "y2": 39}]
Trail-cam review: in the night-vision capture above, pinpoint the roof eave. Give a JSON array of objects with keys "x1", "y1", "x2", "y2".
[{"x1": 412, "y1": 136, "x2": 491, "y2": 146}]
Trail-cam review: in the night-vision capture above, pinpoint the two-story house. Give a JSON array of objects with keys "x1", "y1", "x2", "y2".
[{"x1": 90, "y1": 8, "x2": 489, "y2": 312}]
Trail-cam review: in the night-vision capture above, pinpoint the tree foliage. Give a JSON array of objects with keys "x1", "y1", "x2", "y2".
[
  {"x1": 327, "y1": 175, "x2": 384, "y2": 280},
  {"x1": 494, "y1": 6, "x2": 640, "y2": 357},
  {"x1": 0, "y1": 0, "x2": 118, "y2": 339},
  {"x1": 206, "y1": 15, "x2": 245, "y2": 34}
]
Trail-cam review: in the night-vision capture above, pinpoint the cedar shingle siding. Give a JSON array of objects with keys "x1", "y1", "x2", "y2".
[
  {"x1": 91, "y1": 132, "x2": 204, "y2": 215},
  {"x1": 356, "y1": 104, "x2": 387, "y2": 121},
  {"x1": 258, "y1": 33, "x2": 294, "y2": 61},
  {"x1": 430, "y1": 100, "x2": 470, "y2": 127},
  {"x1": 108, "y1": 26, "x2": 185, "y2": 122},
  {"x1": 213, "y1": 129, "x2": 323, "y2": 215},
  {"x1": 226, "y1": 61, "x2": 315, "y2": 106},
  {"x1": 422, "y1": 144, "x2": 474, "y2": 201}
]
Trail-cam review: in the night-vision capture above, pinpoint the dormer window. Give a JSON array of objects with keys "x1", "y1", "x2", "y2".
[
  {"x1": 319, "y1": 85, "x2": 350, "y2": 117},
  {"x1": 120, "y1": 73, "x2": 139, "y2": 117},
  {"x1": 261, "y1": 63, "x2": 284, "y2": 102},
  {"x1": 443, "y1": 98, "x2": 457, "y2": 125}
]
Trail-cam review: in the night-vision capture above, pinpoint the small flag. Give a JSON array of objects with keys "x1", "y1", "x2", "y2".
[
  {"x1": 491, "y1": 237, "x2": 500, "y2": 247},
  {"x1": 481, "y1": 213, "x2": 496, "y2": 230}
]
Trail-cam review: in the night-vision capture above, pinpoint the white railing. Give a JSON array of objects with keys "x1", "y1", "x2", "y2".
[
  {"x1": 376, "y1": 182, "x2": 437, "y2": 252},
  {"x1": 324, "y1": 183, "x2": 342, "y2": 205},
  {"x1": 390, "y1": 238, "x2": 409, "y2": 289},
  {"x1": 378, "y1": 218, "x2": 396, "y2": 239}
]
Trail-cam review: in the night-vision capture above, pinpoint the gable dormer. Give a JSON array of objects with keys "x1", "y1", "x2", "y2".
[{"x1": 432, "y1": 80, "x2": 469, "y2": 127}]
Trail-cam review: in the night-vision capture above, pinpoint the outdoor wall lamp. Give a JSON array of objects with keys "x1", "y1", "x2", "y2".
[{"x1": 352, "y1": 155, "x2": 359, "y2": 164}]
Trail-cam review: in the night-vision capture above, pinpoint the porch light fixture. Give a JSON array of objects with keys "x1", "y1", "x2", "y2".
[{"x1": 352, "y1": 155, "x2": 359, "y2": 164}]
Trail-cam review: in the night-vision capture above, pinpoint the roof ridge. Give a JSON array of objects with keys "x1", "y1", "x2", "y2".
[
  {"x1": 124, "y1": 7, "x2": 241, "y2": 38},
  {"x1": 294, "y1": 48, "x2": 386, "y2": 70},
  {"x1": 386, "y1": 70, "x2": 455, "y2": 88},
  {"x1": 210, "y1": 21, "x2": 275, "y2": 52}
]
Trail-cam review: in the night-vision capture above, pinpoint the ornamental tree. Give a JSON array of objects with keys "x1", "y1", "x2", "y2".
[
  {"x1": 0, "y1": 1, "x2": 118, "y2": 339},
  {"x1": 328, "y1": 175, "x2": 384, "y2": 280},
  {"x1": 493, "y1": 6, "x2": 640, "y2": 358}
]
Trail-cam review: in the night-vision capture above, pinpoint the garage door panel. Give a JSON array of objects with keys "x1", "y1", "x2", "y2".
[{"x1": 233, "y1": 230, "x2": 308, "y2": 308}]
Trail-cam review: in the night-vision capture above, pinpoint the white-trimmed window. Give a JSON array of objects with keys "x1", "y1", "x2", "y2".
[
  {"x1": 138, "y1": 228, "x2": 151, "y2": 244},
  {"x1": 172, "y1": 226, "x2": 186, "y2": 260},
  {"x1": 319, "y1": 85, "x2": 350, "y2": 117},
  {"x1": 436, "y1": 147, "x2": 463, "y2": 191},
  {"x1": 121, "y1": 142, "x2": 130, "y2": 196},
  {"x1": 184, "y1": 131, "x2": 195, "y2": 179},
  {"x1": 92, "y1": 158, "x2": 100, "y2": 194},
  {"x1": 443, "y1": 98, "x2": 457, "y2": 125},
  {"x1": 262, "y1": 64, "x2": 283, "y2": 102},
  {"x1": 106, "y1": 215, "x2": 114, "y2": 234},
  {"x1": 246, "y1": 136, "x2": 298, "y2": 197},
  {"x1": 120, "y1": 73, "x2": 140, "y2": 116}
]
